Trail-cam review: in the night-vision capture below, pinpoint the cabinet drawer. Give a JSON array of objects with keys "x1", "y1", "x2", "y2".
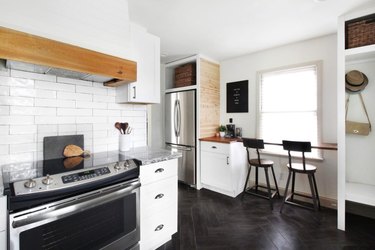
[
  {"x1": 141, "y1": 176, "x2": 177, "y2": 217},
  {"x1": 140, "y1": 159, "x2": 178, "y2": 185},
  {"x1": 201, "y1": 141, "x2": 229, "y2": 155},
  {"x1": 140, "y1": 206, "x2": 177, "y2": 250}
]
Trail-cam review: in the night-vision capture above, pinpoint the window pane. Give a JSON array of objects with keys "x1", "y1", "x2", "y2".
[{"x1": 258, "y1": 63, "x2": 320, "y2": 158}]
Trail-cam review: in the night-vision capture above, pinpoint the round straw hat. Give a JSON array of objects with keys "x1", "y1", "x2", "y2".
[{"x1": 345, "y1": 70, "x2": 368, "y2": 93}]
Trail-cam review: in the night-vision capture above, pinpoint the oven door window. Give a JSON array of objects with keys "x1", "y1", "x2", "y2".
[{"x1": 18, "y1": 192, "x2": 137, "y2": 250}]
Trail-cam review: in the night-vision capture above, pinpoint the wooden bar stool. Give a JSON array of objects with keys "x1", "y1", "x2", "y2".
[
  {"x1": 242, "y1": 138, "x2": 280, "y2": 210},
  {"x1": 280, "y1": 140, "x2": 321, "y2": 213}
]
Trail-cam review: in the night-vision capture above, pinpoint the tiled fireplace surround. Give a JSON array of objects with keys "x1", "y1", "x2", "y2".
[{"x1": 0, "y1": 68, "x2": 147, "y2": 165}]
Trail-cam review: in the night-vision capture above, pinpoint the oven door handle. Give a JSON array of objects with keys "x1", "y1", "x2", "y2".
[{"x1": 11, "y1": 180, "x2": 140, "y2": 229}]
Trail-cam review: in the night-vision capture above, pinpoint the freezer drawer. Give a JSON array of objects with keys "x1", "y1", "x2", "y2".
[{"x1": 166, "y1": 144, "x2": 195, "y2": 185}]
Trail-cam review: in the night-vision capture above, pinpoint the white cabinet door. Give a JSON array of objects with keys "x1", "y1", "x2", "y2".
[
  {"x1": 201, "y1": 150, "x2": 232, "y2": 192},
  {"x1": 116, "y1": 28, "x2": 160, "y2": 104}
]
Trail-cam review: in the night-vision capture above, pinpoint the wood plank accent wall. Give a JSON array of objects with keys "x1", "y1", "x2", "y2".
[
  {"x1": 0, "y1": 26, "x2": 137, "y2": 85},
  {"x1": 199, "y1": 58, "x2": 220, "y2": 138}
]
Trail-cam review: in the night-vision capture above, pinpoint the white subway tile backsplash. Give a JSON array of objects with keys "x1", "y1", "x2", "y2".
[
  {"x1": 0, "y1": 96, "x2": 34, "y2": 106},
  {"x1": 0, "y1": 72, "x2": 147, "y2": 164},
  {"x1": 76, "y1": 101, "x2": 107, "y2": 109},
  {"x1": 0, "y1": 68, "x2": 10, "y2": 77},
  {"x1": 37, "y1": 125, "x2": 58, "y2": 133},
  {"x1": 0, "y1": 106, "x2": 9, "y2": 115},
  {"x1": 57, "y1": 77, "x2": 93, "y2": 86},
  {"x1": 10, "y1": 143, "x2": 37, "y2": 154},
  {"x1": 10, "y1": 106, "x2": 56, "y2": 116},
  {"x1": 76, "y1": 124, "x2": 93, "y2": 131},
  {"x1": 107, "y1": 88, "x2": 116, "y2": 96},
  {"x1": 107, "y1": 103, "x2": 131, "y2": 110},
  {"x1": 58, "y1": 124, "x2": 77, "y2": 133},
  {"x1": 93, "y1": 109, "x2": 120, "y2": 117},
  {"x1": 0, "y1": 86, "x2": 9, "y2": 95},
  {"x1": 76, "y1": 116, "x2": 106, "y2": 124},
  {"x1": 0, "y1": 125, "x2": 9, "y2": 135},
  {"x1": 35, "y1": 80, "x2": 75, "y2": 92},
  {"x1": 0, "y1": 116, "x2": 34, "y2": 125},
  {"x1": 10, "y1": 125, "x2": 37, "y2": 135},
  {"x1": 11, "y1": 70, "x2": 56, "y2": 82},
  {"x1": 35, "y1": 98, "x2": 75, "y2": 108},
  {"x1": 93, "y1": 95, "x2": 115, "y2": 103},
  {"x1": 76, "y1": 85, "x2": 107, "y2": 95},
  {"x1": 0, "y1": 76, "x2": 34, "y2": 88},
  {"x1": 0, "y1": 152, "x2": 34, "y2": 165},
  {"x1": 0, "y1": 145, "x2": 9, "y2": 155},
  {"x1": 57, "y1": 92, "x2": 92, "y2": 101},
  {"x1": 57, "y1": 108, "x2": 92, "y2": 116},
  {"x1": 0, "y1": 134, "x2": 34, "y2": 145}
]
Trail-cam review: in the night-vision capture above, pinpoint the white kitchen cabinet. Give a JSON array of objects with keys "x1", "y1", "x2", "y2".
[
  {"x1": 200, "y1": 141, "x2": 247, "y2": 197},
  {"x1": 0, "y1": 196, "x2": 6, "y2": 250},
  {"x1": 337, "y1": 3, "x2": 375, "y2": 231},
  {"x1": 139, "y1": 159, "x2": 178, "y2": 250},
  {"x1": 116, "y1": 28, "x2": 160, "y2": 103}
]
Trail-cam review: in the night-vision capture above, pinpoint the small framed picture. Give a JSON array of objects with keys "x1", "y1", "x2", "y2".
[{"x1": 226, "y1": 80, "x2": 248, "y2": 113}]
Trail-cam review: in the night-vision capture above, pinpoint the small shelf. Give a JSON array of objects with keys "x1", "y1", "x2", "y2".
[
  {"x1": 165, "y1": 85, "x2": 197, "y2": 93},
  {"x1": 346, "y1": 181, "x2": 375, "y2": 206},
  {"x1": 345, "y1": 44, "x2": 375, "y2": 62}
]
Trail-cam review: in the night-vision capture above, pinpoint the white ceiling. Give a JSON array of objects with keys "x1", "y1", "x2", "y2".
[{"x1": 128, "y1": 0, "x2": 371, "y2": 63}]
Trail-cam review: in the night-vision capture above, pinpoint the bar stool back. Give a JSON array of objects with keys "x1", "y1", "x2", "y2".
[
  {"x1": 280, "y1": 140, "x2": 320, "y2": 212},
  {"x1": 242, "y1": 138, "x2": 280, "y2": 210}
]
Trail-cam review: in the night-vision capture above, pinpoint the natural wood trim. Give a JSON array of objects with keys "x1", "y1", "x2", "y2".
[{"x1": 0, "y1": 26, "x2": 137, "y2": 84}]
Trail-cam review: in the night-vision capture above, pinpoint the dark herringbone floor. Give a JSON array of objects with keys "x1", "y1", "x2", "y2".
[{"x1": 159, "y1": 183, "x2": 375, "y2": 250}]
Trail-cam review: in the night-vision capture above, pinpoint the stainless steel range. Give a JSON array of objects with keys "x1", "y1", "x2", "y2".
[{"x1": 2, "y1": 155, "x2": 141, "y2": 250}]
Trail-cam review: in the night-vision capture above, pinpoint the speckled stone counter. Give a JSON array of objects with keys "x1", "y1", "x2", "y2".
[{"x1": 119, "y1": 146, "x2": 182, "y2": 165}]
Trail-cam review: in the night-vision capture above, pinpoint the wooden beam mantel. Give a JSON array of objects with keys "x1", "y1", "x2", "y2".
[{"x1": 0, "y1": 26, "x2": 137, "y2": 85}]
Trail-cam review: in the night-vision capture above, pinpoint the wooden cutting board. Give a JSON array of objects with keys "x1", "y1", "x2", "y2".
[{"x1": 63, "y1": 144, "x2": 90, "y2": 158}]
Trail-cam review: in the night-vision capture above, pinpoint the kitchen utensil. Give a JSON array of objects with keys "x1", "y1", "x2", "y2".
[
  {"x1": 121, "y1": 123, "x2": 127, "y2": 134},
  {"x1": 126, "y1": 127, "x2": 132, "y2": 134},
  {"x1": 124, "y1": 122, "x2": 129, "y2": 133},
  {"x1": 63, "y1": 144, "x2": 90, "y2": 158},
  {"x1": 115, "y1": 122, "x2": 123, "y2": 134}
]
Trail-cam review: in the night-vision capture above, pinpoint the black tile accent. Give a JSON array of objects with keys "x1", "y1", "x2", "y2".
[{"x1": 157, "y1": 184, "x2": 375, "y2": 250}]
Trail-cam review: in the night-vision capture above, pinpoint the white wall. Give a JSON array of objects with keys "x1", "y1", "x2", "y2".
[
  {"x1": 0, "y1": 0, "x2": 131, "y2": 59},
  {"x1": 220, "y1": 34, "x2": 338, "y2": 201},
  {"x1": 0, "y1": 69, "x2": 147, "y2": 165},
  {"x1": 346, "y1": 61, "x2": 375, "y2": 186}
]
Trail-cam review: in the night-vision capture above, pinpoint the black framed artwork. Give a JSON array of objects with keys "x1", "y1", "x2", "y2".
[{"x1": 226, "y1": 80, "x2": 248, "y2": 113}]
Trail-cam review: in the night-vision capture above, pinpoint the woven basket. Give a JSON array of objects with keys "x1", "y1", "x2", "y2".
[
  {"x1": 345, "y1": 14, "x2": 375, "y2": 49},
  {"x1": 174, "y1": 63, "x2": 196, "y2": 88}
]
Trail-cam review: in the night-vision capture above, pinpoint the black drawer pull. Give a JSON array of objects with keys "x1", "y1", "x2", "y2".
[
  {"x1": 155, "y1": 224, "x2": 164, "y2": 231},
  {"x1": 155, "y1": 193, "x2": 164, "y2": 199},
  {"x1": 212, "y1": 146, "x2": 217, "y2": 149},
  {"x1": 155, "y1": 168, "x2": 164, "y2": 173}
]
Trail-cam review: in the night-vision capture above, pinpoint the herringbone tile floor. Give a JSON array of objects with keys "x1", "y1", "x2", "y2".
[{"x1": 159, "y1": 183, "x2": 375, "y2": 250}]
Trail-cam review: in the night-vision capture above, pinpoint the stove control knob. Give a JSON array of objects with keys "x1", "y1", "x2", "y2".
[
  {"x1": 114, "y1": 162, "x2": 121, "y2": 170},
  {"x1": 24, "y1": 179, "x2": 36, "y2": 189},
  {"x1": 124, "y1": 161, "x2": 130, "y2": 168},
  {"x1": 42, "y1": 175, "x2": 53, "y2": 185}
]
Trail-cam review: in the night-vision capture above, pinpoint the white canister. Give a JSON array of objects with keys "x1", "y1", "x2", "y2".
[{"x1": 119, "y1": 134, "x2": 132, "y2": 151}]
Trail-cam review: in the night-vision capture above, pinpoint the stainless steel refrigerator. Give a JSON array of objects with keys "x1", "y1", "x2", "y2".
[{"x1": 165, "y1": 90, "x2": 196, "y2": 185}]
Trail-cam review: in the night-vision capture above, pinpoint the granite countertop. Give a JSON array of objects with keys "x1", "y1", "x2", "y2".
[{"x1": 119, "y1": 146, "x2": 182, "y2": 165}]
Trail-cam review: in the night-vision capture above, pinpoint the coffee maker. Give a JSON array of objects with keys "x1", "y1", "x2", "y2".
[{"x1": 226, "y1": 124, "x2": 236, "y2": 138}]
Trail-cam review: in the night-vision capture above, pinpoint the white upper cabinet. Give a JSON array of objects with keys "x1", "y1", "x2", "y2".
[{"x1": 116, "y1": 27, "x2": 161, "y2": 104}]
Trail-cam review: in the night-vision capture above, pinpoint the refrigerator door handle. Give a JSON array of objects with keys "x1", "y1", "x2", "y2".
[
  {"x1": 173, "y1": 100, "x2": 178, "y2": 137},
  {"x1": 166, "y1": 144, "x2": 192, "y2": 151},
  {"x1": 176, "y1": 100, "x2": 181, "y2": 137}
]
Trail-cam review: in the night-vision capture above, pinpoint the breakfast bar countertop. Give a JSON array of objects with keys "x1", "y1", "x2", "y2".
[{"x1": 199, "y1": 136, "x2": 337, "y2": 150}]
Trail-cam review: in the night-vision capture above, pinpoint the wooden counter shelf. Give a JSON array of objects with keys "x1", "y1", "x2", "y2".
[{"x1": 199, "y1": 136, "x2": 337, "y2": 150}]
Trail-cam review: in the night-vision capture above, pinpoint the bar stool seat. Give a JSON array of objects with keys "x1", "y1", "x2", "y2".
[{"x1": 242, "y1": 138, "x2": 280, "y2": 210}]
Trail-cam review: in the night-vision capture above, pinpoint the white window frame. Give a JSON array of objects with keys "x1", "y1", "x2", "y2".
[{"x1": 256, "y1": 61, "x2": 323, "y2": 160}]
